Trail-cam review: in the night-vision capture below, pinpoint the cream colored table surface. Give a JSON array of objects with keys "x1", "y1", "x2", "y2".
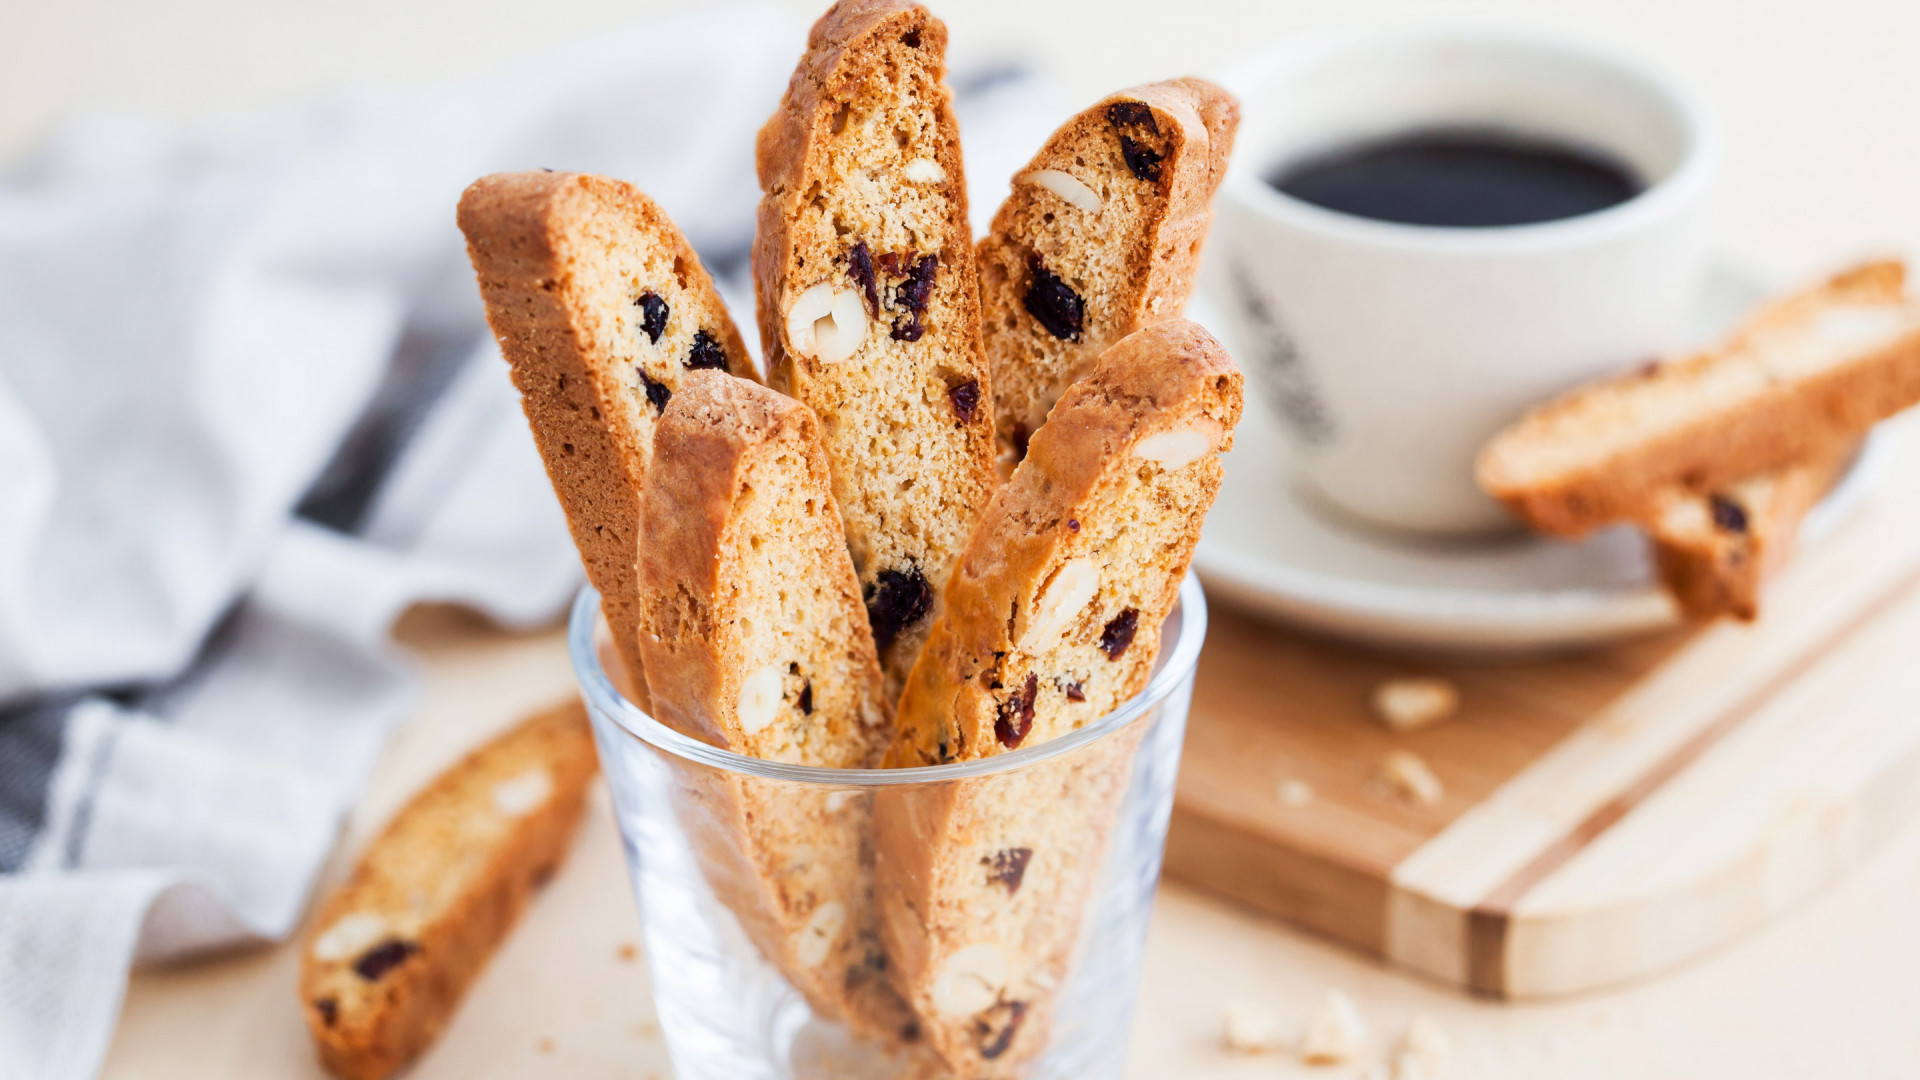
[{"x1": 7, "y1": 0, "x2": 1919, "y2": 1076}]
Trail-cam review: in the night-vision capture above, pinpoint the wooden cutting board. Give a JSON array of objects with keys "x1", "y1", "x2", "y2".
[{"x1": 1165, "y1": 427, "x2": 1920, "y2": 999}]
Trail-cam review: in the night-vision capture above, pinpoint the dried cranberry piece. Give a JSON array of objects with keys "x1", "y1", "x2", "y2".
[
  {"x1": 1105, "y1": 101, "x2": 1158, "y2": 132},
  {"x1": 1022, "y1": 256, "x2": 1084, "y2": 341},
  {"x1": 353, "y1": 938, "x2": 418, "y2": 981},
  {"x1": 1099, "y1": 608, "x2": 1139, "y2": 660},
  {"x1": 1118, "y1": 137, "x2": 1163, "y2": 181},
  {"x1": 797, "y1": 681, "x2": 813, "y2": 715},
  {"x1": 847, "y1": 242, "x2": 879, "y2": 317},
  {"x1": 1066, "y1": 518, "x2": 1079, "y2": 532},
  {"x1": 683, "y1": 329, "x2": 729, "y2": 371},
  {"x1": 975, "y1": 1000, "x2": 1029, "y2": 1060},
  {"x1": 981, "y1": 847, "x2": 1033, "y2": 893},
  {"x1": 995, "y1": 673, "x2": 1039, "y2": 748},
  {"x1": 636, "y1": 292, "x2": 669, "y2": 343},
  {"x1": 637, "y1": 367, "x2": 671, "y2": 414},
  {"x1": 948, "y1": 379, "x2": 981, "y2": 424},
  {"x1": 866, "y1": 566, "x2": 933, "y2": 648},
  {"x1": 1710, "y1": 494, "x2": 1749, "y2": 534},
  {"x1": 1106, "y1": 102, "x2": 1164, "y2": 181},
  {"x1": 313, "y1": 997, "x2": 339, "y2": 1027},
  {"x1": 889, "y1": 253, "x2": 938, "y2": 341},
  {"x1": 1064, "y1": 681, "x2": 1085, "y2": 702}
]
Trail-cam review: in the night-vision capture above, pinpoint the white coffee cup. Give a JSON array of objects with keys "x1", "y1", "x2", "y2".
[{"x1": 1209, "y1": 26, "x2": 1717, "y2": 535}]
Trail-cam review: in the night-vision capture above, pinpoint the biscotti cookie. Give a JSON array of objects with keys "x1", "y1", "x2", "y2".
[
  {"x1": 1478, "y1": 261, "x2": 1920, "y2": 535},
  {"x1": 978, "y1": 78, "x2": 1238, "y2": 462},
  {"x1": 875, "y1": 320, "x2": 1242, "y2": 1075},
  {"x1": 888, "y1": 319, "x2": 1243, "y2": 766},
  {"x1": 632, "y1": 371, "x2": 910, "y2": 1039},
  {"x1": 458, "y1": 171, "x2": 757, "y2": 707},
  {"x1": 1646, "y1": 447, "x2": 1851, "y2": 621},
  {"x1": 301, "y1": 699, "x2": 598, "y2": 1080},
  {"x1": 636, "y1": 370, "x2": 892, "y2": 764},
  {"x1": 753, "y1": 0, "x2": 997, "y2": 699}
]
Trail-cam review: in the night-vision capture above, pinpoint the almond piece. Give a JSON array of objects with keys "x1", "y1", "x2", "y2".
[
  {"x1": 1300, "y1": 989, "x2": 1366, "y2": 1065},
  {"x1": 490, "y1": 769, "x2": 554, "y2": 818},
  {"x1": 784, "y1": 282, "x2": 868, "y2": 364},
  {"x1": 1378, "y1": 751, "x2": 1444, "y2": 807},
  {"x1": 312, "y1": 913, "x2": 390, "y2": 963},
  {"x1": 736, "y1": 664, "x2": 786, "y2": 735},
  {"x1": 1372, "y1": 677, "x2": 1459, "y2": 733},
  {"x1": 1021, "y1": 557, "x2": 1100, "y2": 647},
  {"x1": 1018, "y1": 168, "x2": 1101, "y2": 212},
  {"x1": 1134, "y1": 426, "x2": 1212, "y2": 468},
  {"x1": 931, "y1": 943, "x2": 1009, "y2": 1017},
  {"x1": 1222, "y1": 998, "x2": 1286, "y2": 1053},
  {"x1": 792, "y1": 900, "x2": 847, "y2": 969}
]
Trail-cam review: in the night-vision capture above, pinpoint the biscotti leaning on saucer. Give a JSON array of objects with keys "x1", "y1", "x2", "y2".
[
  {"x1": 1646, "y1": 446, "x2": 1853, "y2": 621},
  {"x1": 631, "y1": 370, "x2": 916, "y2": 1041},
  {"x1": 300, "y1": 700, "x2": 598, "y2": 1080},
  {"x1": 978, "y1": 77, "x2": 1239, "y2": 462},
  {"x1": 1477, "y1": 260, "x2": 1920, "y2": 536},
  {"x1": 753, "y1": 0, "x2": 998, "y2": 701},
  {"x1": 458, "y1": 171, "x2": 758, "y2": 710},
  {"x1": 876, "y1": 320, "x2": 1243, "y2": 1075}
]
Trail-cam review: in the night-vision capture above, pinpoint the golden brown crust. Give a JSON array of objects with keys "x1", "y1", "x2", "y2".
[
  {"x1": 979, "y1": 78, "x2": 1239, "y2": 459},
  {"x1": 300, "y1": 700, "x2": 598, "y2": 1080},
  {"x1": 1646, "y1": 446, "x2": 1852, "y2": 621},
  {"x1": 1478, "y1": 261, "x2": 1920, "y2": 535},
  {"x1": 457, "y1": 172, "x2": 757, "y2": 709},
  {"x1": 752, "y1": 0, "x2": 997, "y2": 699}
]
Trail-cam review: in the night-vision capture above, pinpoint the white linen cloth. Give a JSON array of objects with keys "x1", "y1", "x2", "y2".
[{"x1": 0, "y1": 9, "x2": 1061, "y2": 1078}]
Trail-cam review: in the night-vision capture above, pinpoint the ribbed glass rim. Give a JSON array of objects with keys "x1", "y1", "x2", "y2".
[{"x1": 568, "y1": 573, "x2": 1208, "y2": 785}]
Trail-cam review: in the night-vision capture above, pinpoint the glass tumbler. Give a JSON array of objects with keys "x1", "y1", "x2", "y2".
[{"x1": 570, "y1": 574, "x2": 1208, "y2": 1080}]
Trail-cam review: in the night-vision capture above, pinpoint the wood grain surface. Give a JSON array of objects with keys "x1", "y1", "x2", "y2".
[{"x1": 1166, "y1": 425, "x2": 1920, "y2": 997}]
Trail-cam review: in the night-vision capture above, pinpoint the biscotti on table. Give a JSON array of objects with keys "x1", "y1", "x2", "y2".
[
  {"x1": 753, "y1": 0, "x2": 998, "y2": 701},
  {"x1": 301, "y1": 700, "x2": 598, "y2": 1080},
  {"x1": 877, "y1": 320, "x2": 1244, "y2": 1075},
  {"x1": 977, "y1": 78, "x2": 1238, "y2": 462},
  {"x1": 458, "y1": 171, "x2": 758, "y2": 709}
]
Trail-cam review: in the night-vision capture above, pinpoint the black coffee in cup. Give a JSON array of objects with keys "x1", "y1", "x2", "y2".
[{"x1": 1269, "y1": 127, "x2": 1643, "y2": 228}]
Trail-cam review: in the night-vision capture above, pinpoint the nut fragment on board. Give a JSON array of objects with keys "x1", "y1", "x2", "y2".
[
  {"x1": 1300, "y1": 989, "x2": 1366, "y2": 1064},
  {"x1": 1222, "y1": 998, "x2": 1286, "y2": 1053},
  {"x1": 1276, "y1": 778, "x2": 1315, "y2": 808},
  {"x1": 1378, "y1": 750, "x2": 1444, "y2": 807},
  {"x1": 1389, "y1": 1014, "x2": 1452, "y2": 1080},
  {"x1": 1371, "y1": 676, "x2": 1459, "y2": 733}
]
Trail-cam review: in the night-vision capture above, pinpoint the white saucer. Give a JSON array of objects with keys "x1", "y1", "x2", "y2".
[{"x1": 1188, "y1": 264, "x2": 1890, "y2": 653}]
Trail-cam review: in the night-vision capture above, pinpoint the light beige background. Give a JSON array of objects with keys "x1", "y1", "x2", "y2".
[{"x1": 7, "y1": 0, "x2": 1920, "y2": 1077}]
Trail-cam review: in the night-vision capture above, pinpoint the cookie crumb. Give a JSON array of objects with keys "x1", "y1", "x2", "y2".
[
  {"x1": 1300, "y1": 989, "x2": 1366, "y2": 1064},
  {"x1": 1222, "y1": 997, "x2": 1286, "y2": 1053},
  {"x1": 1371, "y1": 677, "x2": 1459, "y2": 733},
  {"x1": 1390, "y1": 1014, "x2": 1451, "y2": 1080},
  {"x1": 1378, "y1": 751, "x2": 1445, "y2": 807},
  {"x1": 1276, "y1": 779, "x2": 1315, "y2": 808},
  {"x1": 537, "y1": 1036, "x2": 556, "y2": 1053},
  {"x1": 617, "y1": 942, "x2": 639, "y2": 962}
]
